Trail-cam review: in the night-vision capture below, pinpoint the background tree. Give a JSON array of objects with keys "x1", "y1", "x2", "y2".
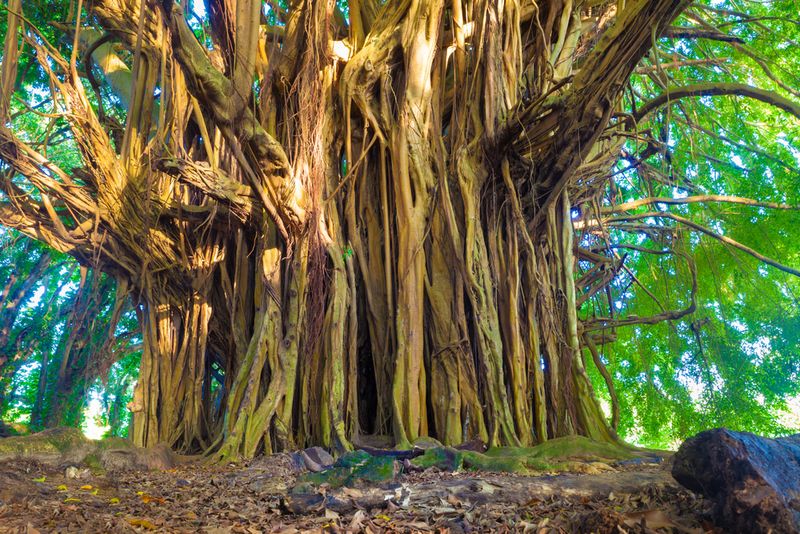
[
  {"x1": 0, "y1": 227, "x2": 139, "y2": 433},
  {"x1": 0, "y1": 0, "x2": 797, "y2": 458}
]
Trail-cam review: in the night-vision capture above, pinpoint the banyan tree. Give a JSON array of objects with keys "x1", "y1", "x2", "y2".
[{"x1": 1, "y1": 0, "x2": 798, "y2": 458}]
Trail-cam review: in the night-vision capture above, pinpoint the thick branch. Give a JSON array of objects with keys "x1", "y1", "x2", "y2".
[
  {"x1": 156, "y1": 158, "x2": 257, "y2": 222},
  {"x1": 662, "y1": 26, "x2": 745, "y2": 43},
  {"x1": 161, "y1": 1, "x2": 306, "y2": 234},
  {"x1": 634, "y1": 83, "x2": 800, "y2": 122},
  {"x1": 604, "y1": 195, "x2": 799, "y2": 213},
  {"x1": 522, "y1": 0, "x2": 691, "y2": 230},
  {"x1": 607, "y1": 212, "x2": 800, "y2": 278}
]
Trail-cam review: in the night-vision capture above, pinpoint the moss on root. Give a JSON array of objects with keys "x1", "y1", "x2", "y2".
[
  {"x1": 485, "y1": 436, "x2": 635, "y2": 462},
  {"x1": 0, "y1": 427, "x2": 88, "y2": 456},
  {"x1": 295, "y1": 453, "x2": 400, "y2": 490},
  {"x1": 0, "y1": 427, "x2": 174, "y2": 473},
  {"x1": 410, "y1": 447, "x2": 463, "y2": 470},
  {"x1": 412, "y1": 436, "x2": 636, "y2": 475},
  {"x1": 96, "y1": 436, "x2": 134, "y2": 450}
]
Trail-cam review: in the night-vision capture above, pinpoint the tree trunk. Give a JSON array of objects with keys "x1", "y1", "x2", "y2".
[
  {"x1": 673, "y1": 429, "x2": 800, "y2": 534},
  {"x1": 0, "y1": 0, "x2": 692, "y2": 457}
]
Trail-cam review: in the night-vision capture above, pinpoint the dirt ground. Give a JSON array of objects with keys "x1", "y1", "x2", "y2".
[{"x1": 0, "y1": 455, "x2": 719, "y2": 533}]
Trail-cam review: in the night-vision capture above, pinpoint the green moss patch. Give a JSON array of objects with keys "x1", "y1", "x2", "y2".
[
  {"x1": 0, "y1": 427, "x2": 88, "y2": 456},
  {"x1": 295, "y1": 453, "x2": 399, "y2": 490}
]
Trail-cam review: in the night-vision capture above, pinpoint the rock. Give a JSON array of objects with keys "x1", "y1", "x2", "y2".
[
  {"x1": 672, "y1": 428, "x2": 800, "y2": 534},
  {"x1": 300, "y1": 446, "x2": 333, "y2": 472},
  {"x1": 333, "y1": 449, "x2": 372, "y2": 468},
  {"x1": 65, "y1": 466, "x2": 91, "y2": 479},
  {"x1": 287, "y1": 452, "x2": 307, "y2": 472},
  {"x1": 412, "y1": 436, "x2": 444, "y2": 449},
  {"x1": 248, "y1": 474, "x2": 289, "y2": 494},
  {"x1": 282, "y1": 492, "x2": 325, "y2": 514}
]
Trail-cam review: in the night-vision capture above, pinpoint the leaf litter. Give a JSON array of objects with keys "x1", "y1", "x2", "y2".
[{"x1": 0, "y1": 454, "x2": 721, "y2": 533}]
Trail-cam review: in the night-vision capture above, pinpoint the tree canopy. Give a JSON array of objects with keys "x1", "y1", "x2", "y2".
[{"x1": 0, "y1": 0, "x2": 798, "y2": 453}]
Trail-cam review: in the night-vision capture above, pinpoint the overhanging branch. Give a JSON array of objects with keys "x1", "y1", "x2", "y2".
[
  {"x1": 634, "y1": 83, "x2": 800, "y2": 122},
  {"x1": 606, "y1": 211, "x2": 800, "y2": 278}
]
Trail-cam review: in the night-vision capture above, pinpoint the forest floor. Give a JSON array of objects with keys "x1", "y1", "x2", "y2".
[{"x1": 0, "y1": 453, "x2": 719, "y2": 533}]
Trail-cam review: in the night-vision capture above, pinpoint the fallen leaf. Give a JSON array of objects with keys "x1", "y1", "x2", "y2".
[
  {"x1": 80, "y1": 485, "x2": 93, "y2": 490},
  {"x1": 31, "y1": 476, "x2": 46, "y2": 483},
  {"x1": 109, "y1": 497, "x2": 120, "y2": 504},
  {"x1": 63, "y1": 498, "x2": 81, "y2": 503},
  {"x1": 127, "y1": 518, "x2": 157, "y2": 530},
  {"x1": 622, "y1": 509, "x2": 678, "y2": 530},
  {"x1": 348, "y1": 510, "x2": 367, "y2": 531},
  {"x1": 56, "y1": 485, "x2": 68, "y2": 491},
  {"x1": 139, "y1": 493, "x2": 166, "y2": 504}
]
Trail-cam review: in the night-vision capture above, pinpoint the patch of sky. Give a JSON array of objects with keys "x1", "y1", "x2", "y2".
[
  {"x1": 776, "y1": 134, "x2": 800, "y2": 165},
  {"x1": 709, "y1": 219, "x2": 725, "y2": 235},
  {"x1": 81, "y1": 389, "x2": 110, "y2": 440},
  {"x1": 741, "y1": 336, "x2": 771, "y2": 366},
  {"x1": 729, "y1": 320, "x2": 747, "y2": 333}
]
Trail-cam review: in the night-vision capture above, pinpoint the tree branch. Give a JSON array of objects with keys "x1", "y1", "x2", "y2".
[
  {"x1": 604, "y1": 195, "x2": 799, "y2": 213},
  {"x1": 634, "y1": 83, "x2": 800, "y2": 122},
  {"x1": 662, "y1": 26, "x2": 744, "y2": 43},
  {"x1": 606, "y1": 211, "x2": 800, "y2": 277}
]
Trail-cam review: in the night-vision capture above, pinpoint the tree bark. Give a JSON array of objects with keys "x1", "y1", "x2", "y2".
[
  {"x1": 0, "y1": 0, "x2": 698, "y2": 456},
  {"x1": 673, "y1": 428, "x2": 800, "y2": 534}
]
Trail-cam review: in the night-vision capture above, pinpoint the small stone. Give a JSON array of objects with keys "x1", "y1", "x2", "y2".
[
  {"x1": 412, "y1": 436, "x2": 444, "y2": 450},
  {"x1": 282, "y1": 492, "x2": 325, "y2": 514},
  {"x1": 65, "y1": 466, "x2": 90, "y2": 479},
  {"x1": 301, "y1": 455, "x2": 323, "y2": 473},
  {"x1": 303, "y1": 447, "x2": 334, "y2": 469}
]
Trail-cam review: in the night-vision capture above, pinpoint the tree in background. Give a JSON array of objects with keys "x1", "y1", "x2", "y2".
[
  {"x1": 0, "y1": 0, "x2": 797, "y2": 458},
  {"x1": 0, "y1": 229, "x2": 140, "y2": 434}
]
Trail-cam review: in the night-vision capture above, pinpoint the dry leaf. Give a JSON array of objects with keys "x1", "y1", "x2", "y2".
[
  {"x1": 348, "y1": 510, "x2": 367, "y2": 531},
  {"x1": 622, "y1": 509, "x2": 677, "y2": 530},
  {"x1": 127, "y1": 518, "x2": 157, "y2": 530},
  {"x1": 139, "y1": 494, "x2": 166, "y2": 504}
]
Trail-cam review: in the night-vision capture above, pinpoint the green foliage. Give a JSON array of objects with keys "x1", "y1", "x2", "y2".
[
  {"x1": 579, "y1": 0, "x2": 800, "y2": 448},
  {"x1": 0, "y1": 230, "x2": 140, "y2": 437}
]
